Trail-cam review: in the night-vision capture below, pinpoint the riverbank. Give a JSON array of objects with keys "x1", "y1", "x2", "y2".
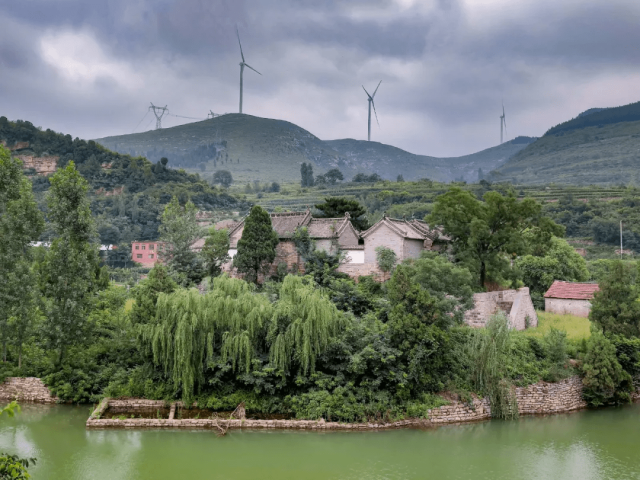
[{"x1": 85, "y1": 376, "x2": 598, "y2": 430}]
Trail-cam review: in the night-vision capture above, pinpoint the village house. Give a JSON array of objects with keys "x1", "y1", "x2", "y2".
[
  {"x1": 131, "y1": 241, "x2": 167, "y2": 267},
  {"x1": 227, "y1": 210, "x2": 362, "y2": 273},
  {"x1": 544, "y1": 281, "x2": 600, "y2": 317}
]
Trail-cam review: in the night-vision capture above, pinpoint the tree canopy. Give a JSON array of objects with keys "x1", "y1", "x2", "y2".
[
  {"x1": 427, "y1": 187, "x2": 564, "y2": 287},
  {"x1": 233, "y1": 206, "x2": 279, "y2": 283},
  {"x1": 315, "y1": 197, "x2": 369, "y2": 231}
]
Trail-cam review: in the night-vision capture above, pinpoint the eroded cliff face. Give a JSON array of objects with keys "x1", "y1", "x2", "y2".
[
  {"x1": 1, "y1": 140, "x2": 59, "y2": 175},
  {"x1": 16, "y1": 154, "x2": 58, "y2": 175}
]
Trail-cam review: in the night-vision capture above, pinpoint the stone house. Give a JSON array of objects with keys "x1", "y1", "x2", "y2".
[
  {"x1": 227, "y1": 210, "x2": 361, "y2": 273},
  {"x1": 544, "y1": 281, "x2": 599, "y2": 317},
  {"x1": 464, "y1": 287, "x2": 538, "y2": 331}
]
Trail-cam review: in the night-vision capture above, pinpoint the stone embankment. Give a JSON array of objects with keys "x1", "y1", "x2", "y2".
[
  {"x1": 85, "y1": 376, "x2": 596, "y2": 430},
  {"x1": 0, "y1": 377, "x2": 58, "y2": 404}
]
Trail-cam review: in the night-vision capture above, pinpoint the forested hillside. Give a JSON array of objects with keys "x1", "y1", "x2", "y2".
[{"x1": 0, "y1": 117, "x2": 249, "y2": 246}]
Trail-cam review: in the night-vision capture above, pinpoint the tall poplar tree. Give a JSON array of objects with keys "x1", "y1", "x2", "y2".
[
  {"x1": 0, "y1": 147, "x2": 44, "y2": 364},
  {"x1": 233, "y1": 206, "x2": 279, "y2": 283},
  {"x1": 39, "y1": 162, "x2": 99, "y2": 364}
]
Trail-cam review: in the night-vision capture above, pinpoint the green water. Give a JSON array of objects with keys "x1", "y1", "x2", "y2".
[{"x1": 1, "y1": 404, "x2": 640, "y2": 479}]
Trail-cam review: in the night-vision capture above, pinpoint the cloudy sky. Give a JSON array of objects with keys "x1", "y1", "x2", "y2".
[{"x1": 1, "y1": 0, "x2": 639, "y2": 157}]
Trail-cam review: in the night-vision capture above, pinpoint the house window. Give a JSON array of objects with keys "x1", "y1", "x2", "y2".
[
  {"x1": 142, "y1": 245, "x2": 146, "y2": 250},
  {"x1": 150, "y1": 245, "x2": 154, "y2": 250},
  {"x1": 149, "y1": 254, "x2": 154, "y2": 259},
  {"x1": 136, "y1": 254, "x2": 142, "y2": 259},
  {"x1": 135, "y1": 246, "x2": 139, "y2": 250}
]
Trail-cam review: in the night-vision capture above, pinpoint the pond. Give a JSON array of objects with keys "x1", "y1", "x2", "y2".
[{"x1": 1, "y1": 403, "x2": 639, "y2": 479}]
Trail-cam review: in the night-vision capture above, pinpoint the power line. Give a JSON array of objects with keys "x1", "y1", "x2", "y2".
[{"x1": 132, "y1": 110, "x2": 149, "y2": 133}]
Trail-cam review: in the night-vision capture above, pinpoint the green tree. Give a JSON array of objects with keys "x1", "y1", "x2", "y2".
[
  {"x1": 314, "y1": 197, "x2": 369, "y2": 230},
  {"x1": 233, "y1": 206, "x2": 279, "y2": 283},
  {"x1": 158, "y1": 196, "x2": 204, "y2": 286},
  {"x1": 581, "y1": 332, "x2": 632, "y2": 406},
  {"x1": 212, "y1": 170, "x2": 233, "y2": 188},
  {"x1": 375, "y1": 246, "x2": 397, "y2": 274},
  {"x1": 516, "y1": 237, "x2": 590, "y2": 308},
  {"x1": 300, "y1": 163, "x2": 314, "y2": 187},
  {"x1": 589, "y1": 261, "x2": 640, "y2": 337},
  {"x1": 0, "y1": 148, "x2": 44, "y2": 364},
  {"x1": 201, "y1": 227, "x2": 230, "y2": 278},
  {"x1": 160, "y1": 157, "x2": 169, "y2": 167},
  {"x1": 129, "y1": 265, "x2": 177, "y2": 325},
  {"x1": 39, "y1": 162, "x2": 100, "y2": 364},
  {"x1": 324, "y1": 168, "x2": 344, "y2": 185},
  {"x1": 427, "y1": 187, "x2": 564, "y2": 287}
]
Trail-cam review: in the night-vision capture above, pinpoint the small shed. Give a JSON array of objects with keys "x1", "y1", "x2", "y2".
[{"x1": 544, "y1": 281, "x2": 599, "y2": 318}]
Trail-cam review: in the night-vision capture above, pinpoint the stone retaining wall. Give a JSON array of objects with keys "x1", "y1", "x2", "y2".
[
  {"x1": 86, "y1": 375, "x2": 596, "y2": 431},
  {"x1": 0, "y1": 377, "x2": 58, "y2": 404}
]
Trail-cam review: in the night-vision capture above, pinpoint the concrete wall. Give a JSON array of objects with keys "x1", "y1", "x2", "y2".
[
  {"x1": 464, "y1": 288, "x2": 538, "y2": 331},
  {"x1": 315, "y1": 239, "x2": 333, "y2": 253},
  {"x1": 545, "y1": 298, "x2": 592, "y2": 318},
  {"x1": 338, "y1": 227, "x2": 359, "y2": 247},
  {"x1": 364, "y1": 224, "x2": 404, "y2": 263}
]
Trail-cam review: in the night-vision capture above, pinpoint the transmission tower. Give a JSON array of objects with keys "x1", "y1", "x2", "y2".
[{"x1": 149, "y1": 103, "x2": 169, "y2": 129}]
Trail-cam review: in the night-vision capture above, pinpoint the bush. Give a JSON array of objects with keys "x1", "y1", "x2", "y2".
[{"x1": 581, "y1": 332, "x2": 632, "y2": 406}]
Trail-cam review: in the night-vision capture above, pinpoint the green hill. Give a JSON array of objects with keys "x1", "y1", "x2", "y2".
[
  {"x1": 95, "y1": 114, "x2": 533, "y2": 184},
  {"x1": 490, "y1": 120, "x2": 640, "y2": 185},
  {"x1": 0, "y1": 116, "x2": 248, "y2": 247}
]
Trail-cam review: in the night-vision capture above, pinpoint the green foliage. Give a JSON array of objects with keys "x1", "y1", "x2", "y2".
[
  {"x1": 589, "y1": 261, "x2": 640, "y2": 337},
  {"x1": 39, "y1": 162, "x2": 100, "y2": 364},
  {"x1": 233, "y1": 206, "x2": 279, "y2": 283},
  {"x1": 314, "y1": 197, "x2": 369, "y2": 230},
  {"x1": 468, "y1": 313, "x2": 518, "y2": 420},
  {"x1": 140, "y1": 276, "x2": 272, "y2": 404},
  {"x1": 581, "y1": 332, "x2": 632, "y2": 406},
  {"x1": 0, "y1": 147, "x2": 44, "y2": 365},
  {"x1": 427, "y1": 187, "x2": 564, "y2": 287},
  {"x1": 300, "y1": 163, "x2": 314, "y2": 187},
  {"x1": 212, "y1": 170, "x2": 233, "y2": 188},
  {"x1": 129, "y1": 265, "x2": 177, "y2": 325},
  {"x1": 159, "y1": 196, "x2": 204, "y2": 286},
  {"x1": 375, "y1": 246, "x2": 397, "y2": 273},
  {"x1": 201, "y1": 227, "x2": 231, "y2": 278},
  {"x1": 268, "y1": 276, "x2": 342, "y2": 375},
  {"x1": 324, "y1": 168, "x2": 344, "y2": 185},
  {"x1": 517, "y1": 237, "x2": 590, "y2": 308}
]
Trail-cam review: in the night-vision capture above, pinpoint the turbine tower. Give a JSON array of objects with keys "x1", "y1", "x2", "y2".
[
  {"x1": 500, "y1": 104, "x2": 507, "y2": 144},
  {"x1": 236, "y1": 26, "x2": 261, "y2": 114},
  {"x1": 363, "y1": 81, "x2": 382, "y2": 141},
  {"x1": 149, "y1": 103, "x2": 168, "y2": 130}
]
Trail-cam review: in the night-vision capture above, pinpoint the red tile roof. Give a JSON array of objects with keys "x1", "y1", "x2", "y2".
[{"x1": 544, "y1": 281, "x2": 599, "y2": 300}]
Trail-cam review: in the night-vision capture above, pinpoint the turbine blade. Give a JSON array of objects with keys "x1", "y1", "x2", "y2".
[
  {"x1": 236, "y1": 25, "x2": 245, "y2": 63},
  {"x1": 372, "y1": 100, "x2": 379, "y2": 126},
  {"x1": 362, "y1": 85, "x2": 372, "y2": 99},
  {"x1": 372, "y1": 80, "x2": 382, "y2": 98},
  {"x1": 244, "y1": 63, "x2": 262, "y2": 75}
]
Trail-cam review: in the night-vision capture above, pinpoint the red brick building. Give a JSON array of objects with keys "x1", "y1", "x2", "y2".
[{"x1": 131, "y1": 241, "x2": 166, "y2": 267}]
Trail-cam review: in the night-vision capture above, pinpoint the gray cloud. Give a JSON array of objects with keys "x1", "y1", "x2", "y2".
[{"x1": 1, "y1": 0, "x2": 639, "y2": 157}]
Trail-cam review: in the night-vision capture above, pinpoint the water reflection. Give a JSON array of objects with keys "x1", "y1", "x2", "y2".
[{"x1": 0, "y1": 403, "x2": 638, "y2": 479}]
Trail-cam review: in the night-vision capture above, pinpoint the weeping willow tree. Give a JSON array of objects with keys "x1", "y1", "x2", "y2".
[
  {"x1": 268, "y1": 275, "x2": 343, "y2": 376},
  {"x1": 469, "y1": 312, "x2": 519, "y2": 420},
  {"x1": 139, "y1": 275, "x2": 272, "y2": 404}
]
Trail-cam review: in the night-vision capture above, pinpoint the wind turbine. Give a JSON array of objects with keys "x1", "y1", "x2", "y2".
[
  {"x1": 236, "y1": 26, "x2": 261, "y2": 114},
  {"x1": 500, "y1": 103, "x2": 507, "y2": 144},
  {"x1": 363, "y1": 81, "x2": 382, "y2": 142}
]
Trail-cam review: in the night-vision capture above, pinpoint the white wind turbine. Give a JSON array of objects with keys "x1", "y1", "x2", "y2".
[
  {"x1": 236, "y1": 26, "x2": 261, "y2": 114},
  {"x1": 363, "y1": 81, "x2": 382, "y2": 141},
  {"x1": 500, "y1": 103, "x2": 507, "y2": 144}
]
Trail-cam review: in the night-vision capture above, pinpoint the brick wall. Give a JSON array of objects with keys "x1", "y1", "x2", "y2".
[
  {"x1": 545, "y1": 298, "x2": 592, "y2": 318},
  {"x1": 364, "y1": 224, "x2": 404, "y2": 263}
]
